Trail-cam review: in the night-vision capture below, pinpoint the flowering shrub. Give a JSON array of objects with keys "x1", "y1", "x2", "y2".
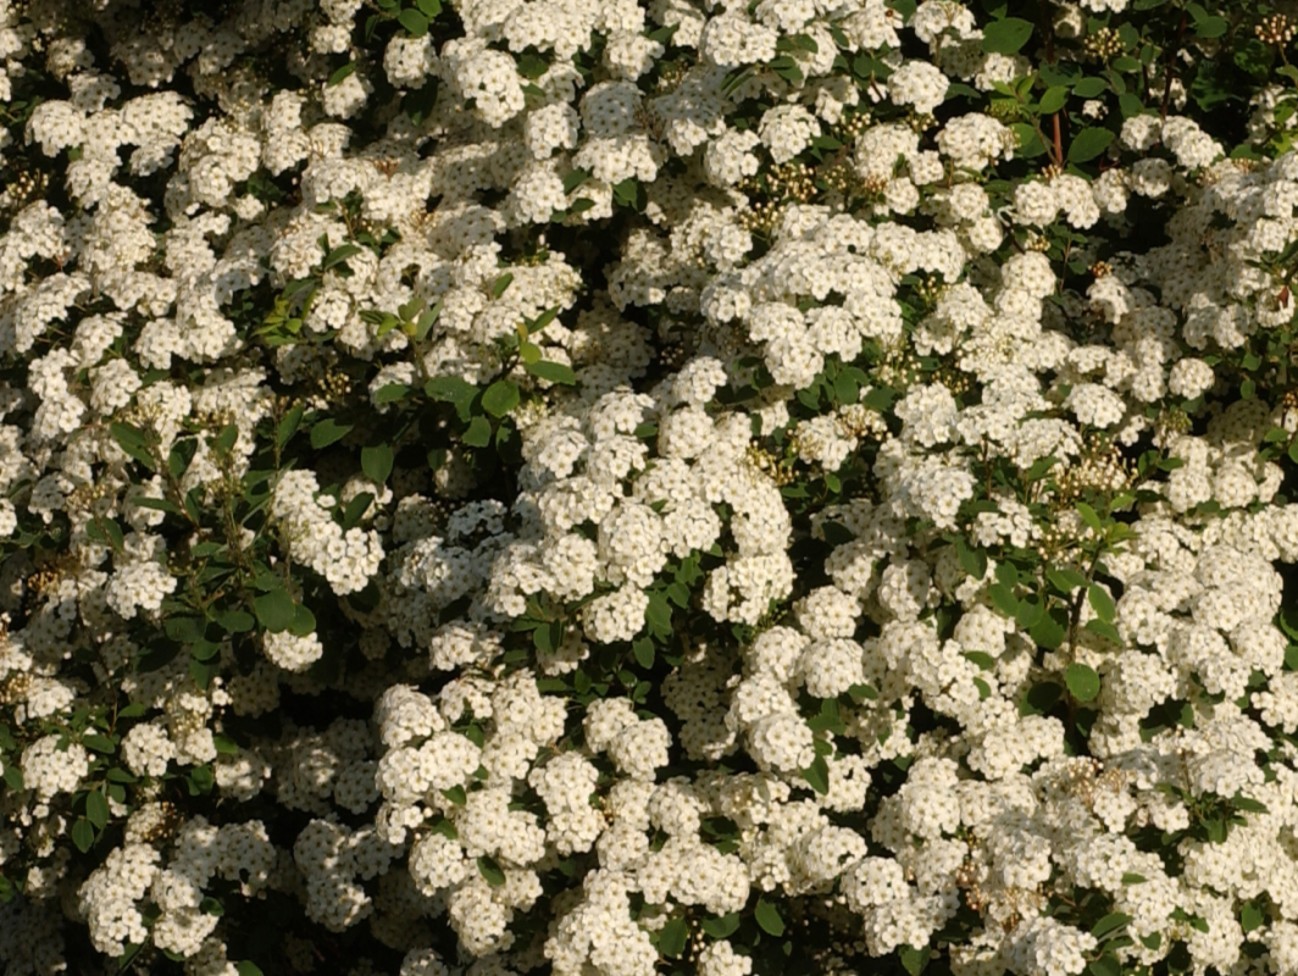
[{"x1": 10, "y1": 0, "x2": 1298, "y2": 973}]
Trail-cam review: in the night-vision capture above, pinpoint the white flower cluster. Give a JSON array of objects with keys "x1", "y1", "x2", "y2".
[{"x1": 6, "y1": 0, "x2": 1298, "y2": 974}]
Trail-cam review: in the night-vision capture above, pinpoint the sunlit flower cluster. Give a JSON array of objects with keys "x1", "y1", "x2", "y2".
[{"x1": 4, "y1": 0, "x2": 1298, "y2": 975}]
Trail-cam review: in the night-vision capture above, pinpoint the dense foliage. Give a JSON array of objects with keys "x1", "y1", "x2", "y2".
[{"x1": 8, "y1": 0, "x2": 1298, "y2": 974}]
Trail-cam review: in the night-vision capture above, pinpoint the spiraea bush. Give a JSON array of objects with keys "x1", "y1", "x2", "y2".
[{"x1": 10, "y1": 0, "x2": 1298, "y2": 973}]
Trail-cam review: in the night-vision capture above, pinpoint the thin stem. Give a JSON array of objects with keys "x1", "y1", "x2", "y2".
[{"x1": 1038, "y1": 0, "x2": 1064, "y2": 167}]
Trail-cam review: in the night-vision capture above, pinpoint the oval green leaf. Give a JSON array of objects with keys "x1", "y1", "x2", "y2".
[
  {"x1": 362, "y1": 443, "x2": 394, "y2": 484},
  {"x1": 1068, "y1": 127, "x2": 1115, "y2": 164},
  {"x1": 463, "y1": 415, "x2": 493, "y2": 448},
  {"x1": 755, "y1": 897, "x2": 785, "y2": 936},
  {"x1": 397, "y1": 7, "x2": 428, "y2": 35},
  {"x1": 310, "y1": 418, "x2": 353, "y2": 450},
  {"x1": 482, "y1": 380, "x2": 520, "y2": 418},
  {"x1": 1087, "y1": 584, "x2": 1116, "y2": 624},
  {"x1": 982, "y1": 17, "x2": 1033, "y2": 54},
  {"x1": 478, "y1": 855, "x2": 506, "y2": 887},
  {"x1": 1065, "y1": 662, "x2": 1101, "y2": 702},
  {"x1": 85, "y1": 790, "x2": 109, "y2": 829},
  {"x1": 254, "y1": 589, "x2": 296, "y2": 633},
  {"x1": 656, "y1": 917, "x2": 688, "y2": 958}
]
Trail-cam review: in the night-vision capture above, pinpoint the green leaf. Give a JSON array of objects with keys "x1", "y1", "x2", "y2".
[
  {"x1": 340, "y1": 492, "x2": 374, "y2": 530},
  {"x1": 1065, "y1": 663, "x2": 1101, "y2": 702},
  {"x1": 132, "y1": 496, "x2": 181, "y2": 516},
  {"x1": 217, "y1": 609, "x2": 255, "y2": 634},
  {"x1": 210, "y1": 423, "x2": 238, "y2": 456},
  {"x1": 235, "y1": 962, "x2": 264, "y2": 976},
  {"x1": 276, "y1": 404, "x2": 305, "y2": 450},
  {"x1": 71, "y1": 818, "x2": 94, "y2": 853},
  {"x1": 1118, "y1": 92, "x2": 1145, "y2": 118},
  {"x1": 254, "y1": 589, "x2": 296, "y2": 633},
  {"x1": 289, "y1": 604, "x2": 317, "y2": 638},
  {"x1": 562, "y1": 168, "x2": 592, "y2": 193},
  {"x1": 110, "y1": 422, "x2": 158, "y2": 472},
  {"x1": 525, "y1": 360, "x2": 578, "y2": 385},
  {"x1": 955, "y1": 537, "x2": 987, "y2": 579},
  {"x1": 82, "y1": 734, "x2": 117, "y2": 754},
  {"x1": 656, "y1": 917, "x2": 688, "y2": 958},
  {"x1": 374, "y1": 383, "x2": 410, "y2": 404},
  {"x1": 533, "y1": 622, "x2": 558, "y2": 653},
  {"x1": 425, "y1": 375, "x2": 478, "y2": 421},
  {"x1": 477, "y1": 855, "x2": 506, "y2": 887},
  {"x1": 646, "y1": 592, "x2": 672, "y2": 638},
  {"x1": 900, "y1": 945, "x2": 930, "y2": 976},
  {"x1": 362, "y1": 444, "x2": 394, "y2": 484},
  {"x1": 1015, "y1": 596, "x2": 1044, "y2": 630},
  {"x1": 1047, "y1": 568, "x2": 1087, "y2": 593},
  {"x1": 85, "y1": 790, "x2": 109, "y2": 830},
  {"x1": 1076, "y1": 502, "x2": 1102, "y2": 533},
  {"x1": 769, "y1": 54, "x2": 803, "y2": 83},
  {"x1": 1039, "y1": 86, "x2": 1068, "y2": 114},
  {"x1": 1073, "y1": 76, "x2": 1108, "y2": 97},
  {"x1": 519, "y1": 54, "x2": 550, "y2": 82},
  {"x1": 1028, "y1": 607, "x2": 1069, "y2": 651},
  {"x1": 463, "y1": 416, "x2": 492, "y2": 448},
  {"x1": 2, "y1": 765, "x2": 23, "y2": 792},
  {"x1": 632, "y1": 639, "x2": 655, "y2": 669},
  {"x1": 1189, "y1": 5, "x2": 1227, "y2": 38},
  {"x1": 310, "y1": 418, "x2": 353, "y2": 449},
  {"x1": 988, "y1": 583, "x2": 1018, "y2": 617},
  {"x1": 1088, "y1": 584, "x2": 1116, "y2": 624},
  {"x1": 982, "y1": 17, "x2": 1033, "y2": 54},
  {"x1": 415, "y1": 0, "x2": 441, "y2": 16},
  {"x1": 413, "y1": 302, "x2": 442, "y2": 341},
  {"x1": 168, "y1": 438, "x2": 198, "y2": 479},
  {"x1": 802, "y1": 755, "x2": 830, "y2": 795},
  {"x1": 188, "y1": 765, "x2": 215, "y2": 795},
  {"x1": 755, "y1": 898, "x2": 785, "y2": 936},
  {"x1": 321, "y1": 243, "x2": 362, "y2": 273},
  {"x1": 847, "y1": 683, "x2": 878, "y2": 702},
  {"x1": 397, "y1": 7, "x2": 428, "y2": 35},
  {"x1": 1084, "y1": 619, "x2": 1122, "y2": 644},
  {"x1": 701, "y1": 913, "x2": 741, "y2": 939},
  {"x1": 1240, "y1": 902, "x2": 1264, "y2": 934},
  {"x1": 1011, "y1": 123, "x2": 1046, "y2": 157},
  {"x1": 963, "y1": 651, "x2": 996, "y2": 671},
  {"x1": 612, "y1": 177, "x2": 648, "y2": 212},
  {"x1": 1068, "y1": 127, "x2": 1115, "y2": 164},
  {"x1": 87, "y1": 516, "x2": 124, "y2": 552},
  {"x1": 491, "y1": 273, "x2": 514, "y2": 298},
  {"x1": 482, "y1": 380, "x2": 520, "y2": 418},
  {"x1": 1091, "y1": 912, "x2": 1132, "y2": 939},
  {"x1": 1088, "y1": 955, "x2": 1122, "y2": 976}
]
